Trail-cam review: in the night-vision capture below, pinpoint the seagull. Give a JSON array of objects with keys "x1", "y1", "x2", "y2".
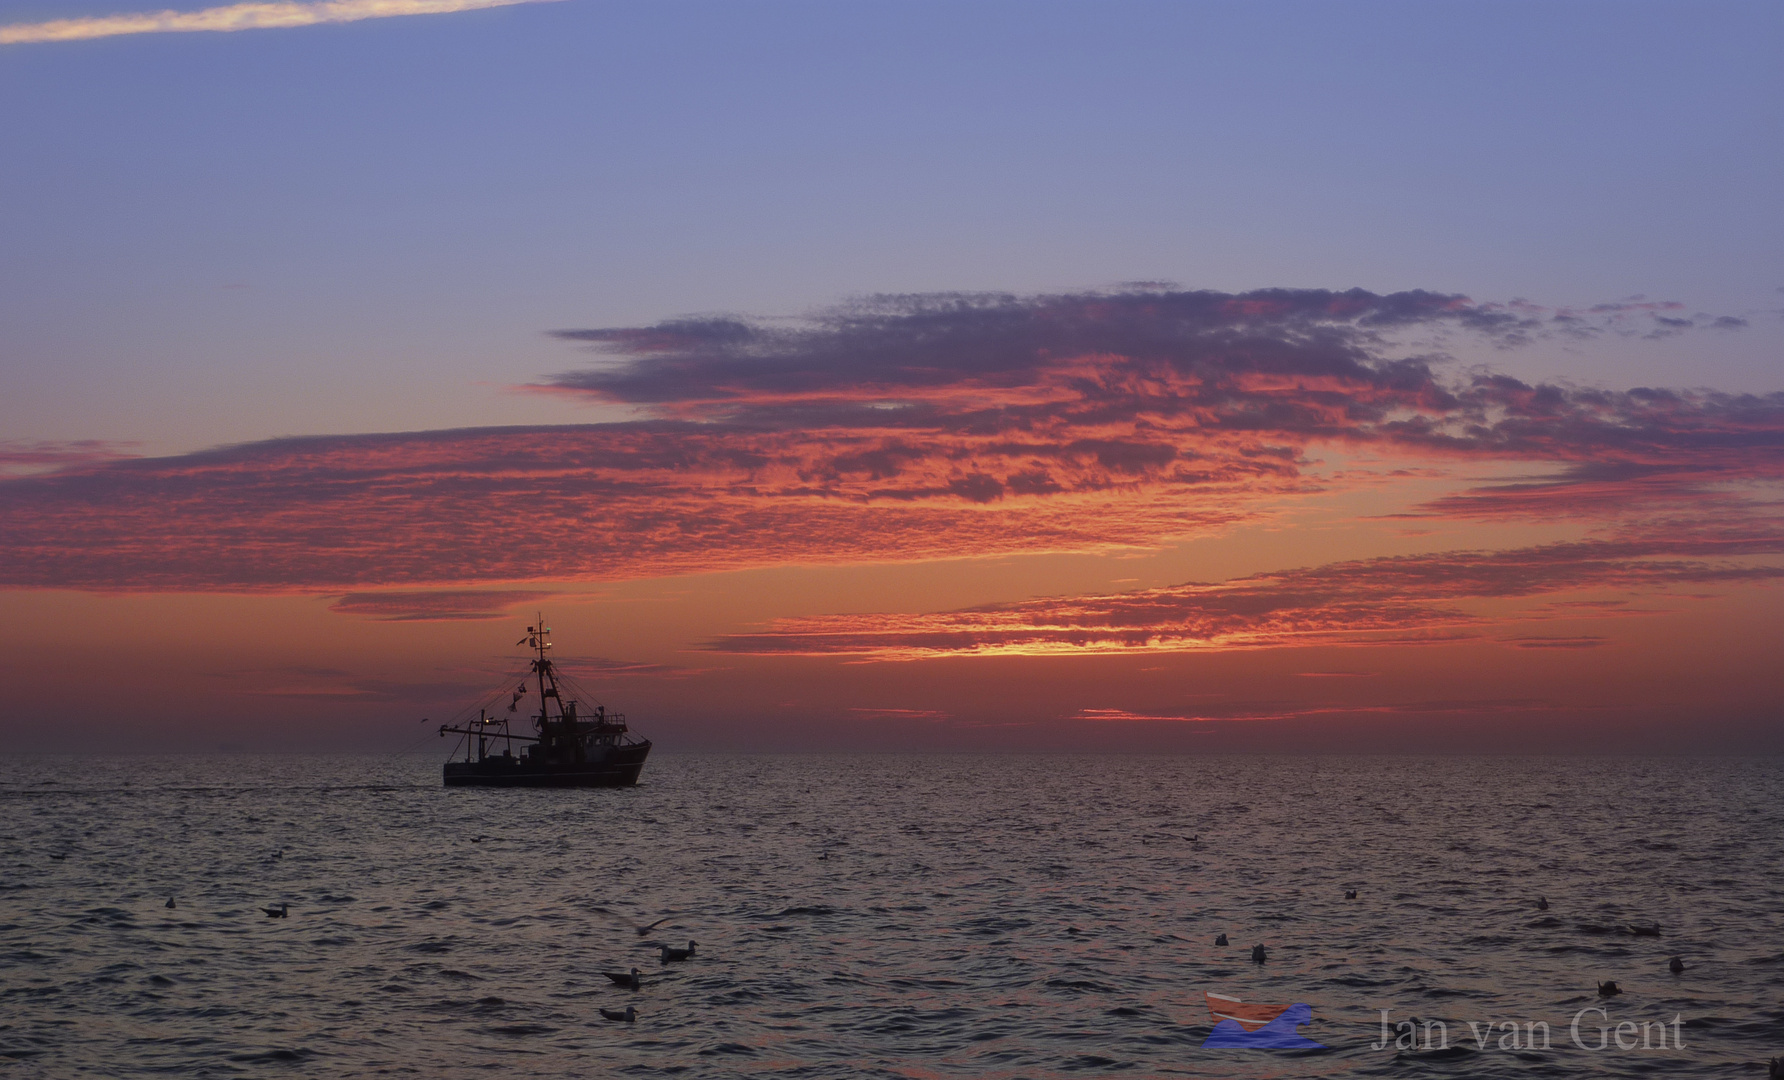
[
  {"x1": 660, "y1": 940, "x2": 696, "y2": 963},
  {"x1": 1215, "y1": 933, "x2": 1228, "y2": 946},
  {"x1": 602, "y1": 968, "x2": 642, "y2": 989},
  {"x1": 261, "y1": 903, "x2": 289, "y2": 918},
  {"x1": 589, "y1": 906, "x2": 673, "y2": 937},
  {"x1": 1537, "y1": 897, "x2": 1549, "y2": 910},
  {"x1": 1669, "y1": 956, "x2": 1685, "y2": 974},
  {"x1": 165, "y1": 897, "x2": 176, "y2": 910},
  {"x1": 598, "y1": 1005, "x2": 636, "y2": 1023},
  {"x1": 1597, "y1": 981, "x2": 1621, "y2": 997},
  {"x1": 1344, "y1": 890, "x2": 1358, "y2": 900},
  {"x1": 1251, "y1": 944, "x2": 1268, "y2": 963}
]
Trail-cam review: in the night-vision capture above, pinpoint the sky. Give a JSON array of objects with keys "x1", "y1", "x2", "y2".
[{"x1": 1, "y1": 0, "x2": 1780, "y2": 753}]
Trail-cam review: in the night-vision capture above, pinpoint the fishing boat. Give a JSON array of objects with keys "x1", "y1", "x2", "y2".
[
  {"x1": 436, "y1": 620, "x2": 650, "y2": 787},
  {"x1": 1204, "y1": 992, "x2": 1292, "y2": 1031}
]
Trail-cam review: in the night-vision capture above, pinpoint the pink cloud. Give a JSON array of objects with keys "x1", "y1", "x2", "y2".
[{"x1": 704, "y1": 531, "x2": 1784, "y2": 659}]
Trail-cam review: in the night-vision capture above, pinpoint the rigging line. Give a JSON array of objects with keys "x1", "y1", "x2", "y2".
[{"x1": 443, "y1": 663, "x2": 537, "y2": 726}]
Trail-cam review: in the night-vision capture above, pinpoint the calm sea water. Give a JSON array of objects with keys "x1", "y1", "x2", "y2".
[{"x1": 2, "y1": 754, "x2": 1780, "y2": 1078}]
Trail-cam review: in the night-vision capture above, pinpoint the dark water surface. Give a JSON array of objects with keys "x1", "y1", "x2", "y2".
[{"x1": 2, "y1": 754, "x2": 1781, "y2": 1078}]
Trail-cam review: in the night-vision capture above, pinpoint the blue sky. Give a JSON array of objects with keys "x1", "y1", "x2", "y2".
[{"x1": 3, "y1": 0, "x2": 1780, "y2": 457}]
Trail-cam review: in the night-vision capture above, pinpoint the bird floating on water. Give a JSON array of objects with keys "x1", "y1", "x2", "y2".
[
  {"x1": 1537, "y1": 896, "x2": 1549, "y2": 910},
  {"x1": 1768, "y1": 1055, "x2": 1783, "y2": 1080},
  {"x1": 165, "y1": 897, "x2": 176, "y2": 910},
  {"x1": 660, "y1": 940, "x2": 696, "y2": 963},
  {"x1": 1344, "y1": 890, "x2": 1357, "y2": 900},
  {"x1": 1215, "y1": 933, "x2": 1228, "y2": 946},
  {"x1": 599, "y1": 1005, "x2": 636, "y2": 1023},
  {"x1": 1251, "y1": 944, "x2": 1268, "y2": 963},
  {"x1": 1669, "y1": 956, "x2": 1685, "y2": 974},
  {"x1": 261, "y1": 903, "x2": 288, "y2": 918},
  {"x1": 603, "y1": 968, "x2": 642, "y2": 989},
  {"x1": 1597, "y1": 981, "x2": 1621, "y2": 997}
]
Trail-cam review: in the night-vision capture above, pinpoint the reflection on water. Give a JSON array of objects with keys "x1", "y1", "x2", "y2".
[{"x1": 2, "y1": 754, "x2": 1779, "y2": 1077}]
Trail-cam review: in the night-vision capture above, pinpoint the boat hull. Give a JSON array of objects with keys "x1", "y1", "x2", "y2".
[{"x1": 443, "y1": 742, "x2": 650, "y2": 788}]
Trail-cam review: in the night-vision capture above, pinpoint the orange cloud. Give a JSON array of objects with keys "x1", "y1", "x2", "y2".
[
  {"x1": 328, "y1": 589, "x2": 557, "y2": 621},
  {"x1": 704, "y1": 531, "x2": 1784, "y2": 659}
]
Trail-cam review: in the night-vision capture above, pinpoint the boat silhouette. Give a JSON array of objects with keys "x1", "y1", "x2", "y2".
[{"x1": 435, "y1": 620, "x2": 651, "y2": 788}]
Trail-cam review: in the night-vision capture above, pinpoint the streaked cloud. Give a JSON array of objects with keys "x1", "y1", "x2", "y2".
[
  {"x1": 0, "y1": 439, "x2": 140, "y2": 477},
  {"x1": 704, "y1": 531, "x2": 1784, "y2": 659},
  {"x1": 0, "y1": 0, "x2": 558, "y2": 46},
  {"x1": 1, "y1": 286, "x2": 1778, "y2": 592},
  {"x1": 1070, "y1": 699, "x2": 1567, "y2": 724},
  {"x1": 328, "y1": 588, "x2": 556, "y2": 621}
]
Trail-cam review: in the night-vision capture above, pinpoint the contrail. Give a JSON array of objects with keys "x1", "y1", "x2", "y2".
[{"x1": 0, "y1": 0, "x2": 561, "y2": 45}]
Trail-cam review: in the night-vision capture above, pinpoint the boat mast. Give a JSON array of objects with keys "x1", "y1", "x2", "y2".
[{"x1": 527, "y1": 615, "x2": 558, "y2": 734}]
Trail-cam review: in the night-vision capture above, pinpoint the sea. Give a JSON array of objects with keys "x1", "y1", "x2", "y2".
[{"x1": 2, "y1": 754, "x2": 1780, "y2": 1078}]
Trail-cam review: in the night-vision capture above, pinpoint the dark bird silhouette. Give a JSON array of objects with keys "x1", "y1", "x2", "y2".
[
  {"x1": 1768, "y1": 1056, "x2": 1782, "y2": 1080},
  {"x1": 660, "y1": 940, "x2": 696, "y2": 963},
  {"x1": 599, "y1": 1005, "x2": 636, "y2": 1023},
  {"x1": 1344, "y1": 890, "x2": 1357, "y2": 900},
  {"x1": 1215, "y1": 933, "x2": 1228, "y2": 946},
  {"x1": 165, "y1": 897, "x2": 176, "y2": 909},
  {"x1": 1669, "y1": 956, "x2": 1685, "y2": 974},
  {"x1": 1536, "y1": 896, "x2": 1549, "y2": 910},
  {"x1": 589, "y1": 906, "x2": 673, "y2": 937},
  {"x1": 1251, "y1": 944, "x2": 1268, "y2": 963},
  {"x1": 271, "y1": 850, "x2": 283, "y2": 860},
  {"x1": 261, "y1": 903, "x2": 288, "y2": 918},
  {"x1": 603, "y1": 968, "x2": 642, "y2": 989},
  {"x1": 1597, "y1": 981, "x2": 1621, "y2": 997}
]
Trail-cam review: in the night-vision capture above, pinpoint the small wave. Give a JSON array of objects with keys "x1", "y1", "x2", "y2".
[
  {"x1": 488, "y1": 1023, "x2": 556, "y2": 1036},
  {"x1": 1045, "y1": 978, "x2": 1112, "y2": 992},
  {"x1": 228, "y1": 1047, "x2": 316, "y2": 1063}
]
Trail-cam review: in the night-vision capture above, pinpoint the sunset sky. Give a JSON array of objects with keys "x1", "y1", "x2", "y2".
[{"x1": 2, "y1": 0, "x2": 1780, "y2": 752}]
